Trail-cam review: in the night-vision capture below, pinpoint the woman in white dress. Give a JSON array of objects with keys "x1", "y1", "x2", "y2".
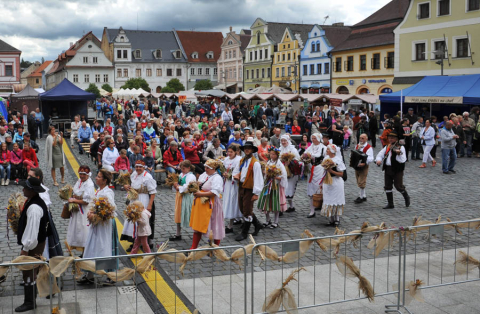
[
  {"x1": 320, "y1": 144, "x2": 346, "y2": 227},
  {"x1": 222, "y1": 143, "x2": 242, "y2": 233},
  {"x1": 279, "y1": 134, "x2": 302, "y2": 213},
  {"x1": 102, "y1": 138, "x2": 119, "y2": 172},
  {"x1": 78, "y1": 169, "x2": 118, "y2": 285},
  {"x1": 123, "y1": 160, "x2": 157, "y2": 251},
  {"x1": 67, "y1": 165, "x2": 95, "y2": 254},
  {"x1": 303, "y1": 133, "x2": 327, "y2": 218}
]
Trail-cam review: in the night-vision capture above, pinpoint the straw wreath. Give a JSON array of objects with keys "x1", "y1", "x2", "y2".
[{"x1": 262, "y1": 268, "x2": 306, "y2": 314}]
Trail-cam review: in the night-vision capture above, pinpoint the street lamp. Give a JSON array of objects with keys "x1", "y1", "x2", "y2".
[{"x1": 423, "y1": 47, "x2": 450, "y2": 76}]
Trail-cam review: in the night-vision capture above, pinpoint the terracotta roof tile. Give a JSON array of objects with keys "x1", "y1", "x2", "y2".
[
  {"x1": 27, "y1": 61, "x2": 52, "y2": 78},
  {"x1": 176, "y1": 31, "x2": 223, "y2": 63}
]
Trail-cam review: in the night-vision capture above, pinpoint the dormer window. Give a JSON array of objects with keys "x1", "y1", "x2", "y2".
[
  {"x1": 135, "y1": 49, "x2": 141, "y2": 59},
  {"x1": 206, "y1": 51, "x2": 214, "y2": 59},
  {"x1": 228, "y1": 40, "x2": 233, "y2": 45},
  {"x1": 155, "y1": 49, "x2": 162, "y2": 59},
  {"x1": 120, "y1": 36, "x2": 125, "y2": 42},
  {"x1": 175, "y1": 50, "x2": 181, "y2": 59},
  {"x1": 192, "y1": 52, "x2": 199, "y2": 59}
]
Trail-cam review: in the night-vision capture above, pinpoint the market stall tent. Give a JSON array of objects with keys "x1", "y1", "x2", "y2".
[{"x1": 10, "y1": 84, "x2": 40, "y2": 113}]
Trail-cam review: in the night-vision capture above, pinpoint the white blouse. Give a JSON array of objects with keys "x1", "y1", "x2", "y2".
[
  {"x1": 73, "y1": 178, "x2": 95, "y2": 203},
  {"x1": 266, "y1": 159, "x2": 288, "y2": 189},
  {"x1": 39, "y1": 184, "x2": 51, "y2": 209},
  {"x1": 198, "y1": 172, "x2": 223, "y2": 197},
  {"x1": 304, "y1": 143, "x2": 326, "y2": 159},
  {"x1": 177, "y1": 172, "x2": 196, "y2": 193},
  {"x1": 223, "y1": 156, "x2": 242, "y2": 177},
  {"x1": 234, "y1": 157, "x2": 264, "y2": 195},
  {"x1": 131, "y1": 170, "x2": 157, "y2": 195},
  {"x1": 102, "y1": 147, "x2": 119, "y2": 166},
  {"x1": 21, "y1": 204, "x2": 43, "y2": 251},
  {"x1": 280, "y1": 144, "x2": 301, "y2": 160}
]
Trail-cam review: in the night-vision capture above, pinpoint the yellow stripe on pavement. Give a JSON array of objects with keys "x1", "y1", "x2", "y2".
[{"x1": 62, "y1": 141, "x2": 190, "y2": 314}]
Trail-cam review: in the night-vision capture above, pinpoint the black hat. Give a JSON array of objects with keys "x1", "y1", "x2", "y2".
[
  {"x1": 322, "y1": 133, "x2": 330, "y2": 138},
  {"x1": 387, "y1": 132, "x2": 399, "y2": 138},
  {"x1": 23, "y1": 132, "x2": 30, "y2": 137},
  {"x1": 20, "y1": 177, "x2": 46, "y2": 193},
  {"x1": 240, "y1": 141, "x2": 258, "y2": 153}
]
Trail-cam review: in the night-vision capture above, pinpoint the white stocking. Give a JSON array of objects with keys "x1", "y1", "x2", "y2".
[
  {"x1": 309, "y1": 198, "x2": 315, "y2": 215},
  {"x1": 274, "y1": 212, "x2": 280, "y2": 224},
  {"x1": 265, "y1": 212, "x2": 271, "y2": 223}
]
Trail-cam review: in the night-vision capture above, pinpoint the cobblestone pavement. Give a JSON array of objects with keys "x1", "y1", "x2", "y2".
[{"x1": 2, "y1": 139, "x2": 480, "y2": 289}]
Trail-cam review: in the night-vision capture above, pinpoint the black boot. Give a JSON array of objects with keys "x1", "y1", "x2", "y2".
[
  {"x1": 401, "y1": 191, "x2": 410, "y2": 207},
  {"x1": 252, "y1": 216, "x2": 263, "y2": 236},
  {"x1": 235, "y1": 221, "x2": 251, "y2": 241},
  {"x1": 382, "y1": 192, "x2": 394, "y2": 209},
  {"x1": 15, "y1": 285, "x2": 36, "y2": 312}
]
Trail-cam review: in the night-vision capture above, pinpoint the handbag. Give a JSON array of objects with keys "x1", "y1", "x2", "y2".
[{"x1": 61, "y1": 203, "x2": 71, "y2": 219}]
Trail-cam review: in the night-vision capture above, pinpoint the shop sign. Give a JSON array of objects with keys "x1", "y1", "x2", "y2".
[
  {"x1": 368, "y1": 79, "x2": 387, "y2": 83},
  {"x1": 405, "y1": 96, "x2": 463, "y2": 104},
  {"x1": 179, "y1": 95, "x2": 187, "y2": 104},
  {"x1": 336, "y1": 79, "x2": 349, "y2": 85},
  {"x1": 348, "y1": 99, "x2": 363, "y2": 105},
  {"x1": 330, "y1": 99, "x2": 343, "y2": 106}
]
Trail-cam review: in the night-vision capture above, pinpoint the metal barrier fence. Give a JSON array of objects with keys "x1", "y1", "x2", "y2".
[{"x1": 0, "y1": 259, "x2": 60, "y2": 314}]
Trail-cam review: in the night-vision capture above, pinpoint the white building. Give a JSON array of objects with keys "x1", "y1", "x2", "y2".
[
  {"x1": 101, "y1": 27, "x2": 188, "y2": 92},
  {"x1": 46, "y1": 32, "x2": 114, "y2": 91}
]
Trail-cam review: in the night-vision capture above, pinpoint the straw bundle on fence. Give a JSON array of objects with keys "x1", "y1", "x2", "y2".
[
  {"x1": 262, "y1": 268, "x2": 306, "y2": 314},
  {"x1": 454, "y1": 250, "x2": 480, "y2": 274},
  {"x1": 335, "y1": 255, "x2": 374, "y2": 302},
  {"x1": 404, "y1": 279, "x2": 424, "y2": 305}
]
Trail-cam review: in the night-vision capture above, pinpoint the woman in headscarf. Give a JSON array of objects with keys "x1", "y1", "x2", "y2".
[
  {"x1": 222, "y1": 143, "x2": 242, "y2": 233},
  {"x1": 280, "y1": 134, "x2": 302, "y2": 213},
  {"x1": 258, "y1": 147, "x2": 288, "y2": 229},
  {"x1": 123, "y1": 160, "x2": 157, "y2": 251},
  {"x1": 303, "y1": 133, "x2": 327, "y2": 218},
  {"x1": 67, "y1": 165, "x2": 95, "y2": 254},
  {"x1": 169, "y1": 160, "x2": 196, "y2": 241},
  {"x1": 320, "y1": 144, "x2": 346, "y2": 227},
  {"x1": 189, "y1": 159, "x2": 225, "y2": 249}
]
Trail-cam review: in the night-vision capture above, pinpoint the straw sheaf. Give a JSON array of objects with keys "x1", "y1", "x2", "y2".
[
  {"x1": 114, "y1": 172, "x2": 131, "y2": 186},
  {"x1": 454, "y1": 250, "x2": 480, "y2": 274},
  {"x1": 335, "y1": 256, "x2": 374, "y2": 302},
  {"x1": 164, "y1": 173, "x2": 179, "y2": 187},
  {"x1": 262, "y1": 268, "x2": 306, "y2": 314}
]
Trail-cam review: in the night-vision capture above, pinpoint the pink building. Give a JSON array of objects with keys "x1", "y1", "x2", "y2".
[{"x1": 0, "y1": 39, "x2": 21, "y2": 97}]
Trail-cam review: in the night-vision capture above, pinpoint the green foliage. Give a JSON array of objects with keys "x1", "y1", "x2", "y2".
[
  {"x1": 165, "y1": 78, "x2": 185, "y2": 92},
  {"x1": 161, "y1": 86, "x2": 176, "y2": 93},
  {"x1": 101, "y1": 83, "x2": 113, "y2": 93},
  {"x1": 85, "y1": 83, "x2": 101, "y2": 98},
  {"x1": 21, "y1": 58, "x2": 32, "y2": 68},
  {"x1": 121, "y1": 77, "x2": 150, "y2": 92},
  {"x1": 194, "y1": 79, "x2": 213, "y2": 90}
]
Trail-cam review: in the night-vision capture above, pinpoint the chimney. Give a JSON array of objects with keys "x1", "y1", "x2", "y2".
[
  {"x1": 229, "y1": 26, "x2": 232, "y2": 32},
  {"x1": 332, "y1": 22, "x2": 344, "y2": 26}
]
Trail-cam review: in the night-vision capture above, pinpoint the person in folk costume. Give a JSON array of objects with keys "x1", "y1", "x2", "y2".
[
  {"x1": 169, "y1": 160, "x2": 196, "y2": 241},
  {"x1": 375, "y1": 132, "x2": 410, "y2": 209},
  {"x1": 123, "y1": 160, "x2": 157, "y2": 251},
  {"x1": 222, "y1": 143, "x2": 243, "y2": 233},
  {"x1": 258, "y1": 147, "x2": 288, "y2": 229},
  {"x1": 77, "y1": 169, "x2": 119, "y2": 286},
  {"x1": 352, "y1": 133, "x2": 374, "y2": 204},
  {"x1": 189, "y1": 159, "x2": 225, "y2": 249},
  {"x1": 302, "y1": 133, "x2": 327, "y2": 218},
  {"x1": 66, "y1": 165, "x2": 95, "y2": 255},
  {"x1": 233, "y1": 141, "x2": 264, "y2": 241},
  {"x1": 320, "y1": 144, "x2": 346, "y2": 227},
  {"x1": 279, "y1": 134, "x2": 302, "y2": 212},
  {"x1": 15, "y1": 177, "x2": 50, "y2": 312}
]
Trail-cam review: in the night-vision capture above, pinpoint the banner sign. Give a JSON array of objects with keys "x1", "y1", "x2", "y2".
[{"x1": 405, "y1": 96, "x2": 463, "y2": 104}]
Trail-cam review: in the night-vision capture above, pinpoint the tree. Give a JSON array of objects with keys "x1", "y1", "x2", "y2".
[
  {"x1": 86, "y1": 83, "x2": 101, "y2": 98},
  {"x1": 20, "y1": 58, "x2": 32, "y2": 68},
  {"x1": 194, "y1": 79, "x2": 213, "y2": 90},
  {"x1": 101, "y1": 83, "x2": 113, "y2": 93},
  {"x1": 164, "y1": 78, "x2": 185, "y2": 93},
  {"x1": 121, "y1": 77, "x2": 150, "y2": 91},
  {"x1": 41, "y1": 57, "x2": 45, "y2": 64}
]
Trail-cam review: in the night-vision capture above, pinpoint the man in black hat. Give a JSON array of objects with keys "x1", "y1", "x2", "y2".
[
  {"x1": 15, "y1": 177, "x2": 50, "y2": 312},
  {"x1": 375, "y1": 132, "x2": 410, "y2": 209},
  {"x1": 233, "y1": 140, "x2": 264, "y2": 241}
]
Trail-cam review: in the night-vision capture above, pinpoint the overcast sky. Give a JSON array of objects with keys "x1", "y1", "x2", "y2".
[{"x1": 1, "y1": 0, "x2": 390, "y2": 62}]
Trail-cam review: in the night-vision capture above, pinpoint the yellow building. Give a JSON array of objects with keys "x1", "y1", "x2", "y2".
[
  {"x1": 272, "y1": 25, "x2": 312, "y2": 93},
  {"x1": 393, "y1": 0, "x2": 480, "y2": 91},
  {"x1": 331, "y1": 0, "x2": 409, "y2": 95}
]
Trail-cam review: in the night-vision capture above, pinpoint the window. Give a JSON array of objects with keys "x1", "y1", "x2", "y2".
[
  {"x1": 190, "y1": 68, "x2": 195, "y2": 75},
  {"x1": 259, "y1": 50, "x2": 262, "y2": 60},
  {"x1": 198, "y1": 68, "x2": 202, "y2": 75},
  {"x1": 372, "y1": 53, "x2": 381, "y2": 69},
  {"x1": 346, "y1": 56, "x2": 354, "y2": 71},
  {"x1": 303, "y1": 65, "x2": 308, "y2": 76},
  {"x1": 123, "y1": 69, "x2": 128, "y2": 77},
  {"x1": 468, "y1": 0, "x2": 480, "y2": 11},
  {"x1": 233, "y1": 69, "x2": 235, "y2": 78},
  {"x1": 229, "y1": 51, "x2": 232, "y2": 59},
  {"x1": 93, "y1": 57, "x2": 98, "y2": 64},
  {"x1": 287, "y1": 66, "x2": 291, "y2": 76},
  {"x1": 239, "y1": 67, "x2": 242, "y2": 78},
  {"x1": 156, "y1": 49, "x2": 162, "y2": 58},
  {"x1": 233, "y1": 50, "x2": 236, "y2": 58},
  {"x1": 225, "y1": 51, "x2": 228, "y2": 59},
  {"x1": 360, "y1": 55, "x2": 367, "y2": 70},
  {"x1": 83, "y1": 57, "x2": 88, "y2": 64},
  {"x1": 117, "y1": 50, "x2": 121, "y2": 59},
  {"x1": 35, "y1": 78, "x2": 39, "y2": 84},
  {"x1": 103, "y1": 74, "x2": 108, "y2": 82},
  {"x1": 261, "y1": 68, "x2": 264, "y2": 78},
  {"x1": 324, "y1": 63, "x2": 330, "y2": 74},
  {"x1": 214, "y1": 68, "x2": 218, "y2": 75},
  {"x1": 267, "y1": 68, "x2": 271, "y2": 78},
  {"x1": 310, "y1": 64, "x2": 314, "y2": 75},
  {"x1": 167, "y1": 69, "x2": 173, "y2": 76},
  {"x1": 84, "y1": 74, "x2": 89, "y2": 83},
  {"x1": 457, "y1": 38, "x2": 469, "y2": 58},
  {"x1": 228, "y1": 69, "x2": 232, "y2": 79},
  {"x1": 293, "y1": 52, "x2": 296, "y2": 60},
  {"x1": 335, "y1": 57, "x2": 342, "y2": 72},
  {"x1": 136, "y1": 69, "x2": 141, "y2": 77},
  {"x1": 282, "y1": 54, "x2": 285, "y2": 61},
  {"x1": 73, "y1": 74, "x2": 78, "y2": 82},
  {"x1": 256, "y1": 69, "x2": 259, "y2": 78},
  {"x1": 156, "y1": 69, "x2": 162, "y2": 76},
  {"x1": 433, "y1": 41, "x2": 446, "y2": 59},
  {"x1": 264, "y1": 49, "x2": 268, "y2": 59},
  {"x1": 311, "y1": 42, "x2": 315, "y2": 52},
  {"x1": 249, "y1": 51, "x2": 252, "y2": 61},
  {"x1": 95, "y1": 74, "x2": 100, "y2": 82},
  {"x1": 146, "y1": 69, "x2": 152, "y2": 77},
  {"x1": 276, "y1": 68, "x2": 280, "y2": 77},
  {"x1": 277, "y1": 55, "x2": 280, "y2": 62},
  {"x1": 415, "y1": 43, "x2": 426, "y2": 60},
  {"x1": 288, "y1": 53, "x2": 291, "y2": 61},
  {"x1": 256, "y1": 32, "x2": 260, "y2": 45},
  {"x1": 246, "y1": 70, "x2": 249, "y2": 79},
  {"x1": 418, "y1": 2, "x2": 430, "y2": 19},
  {"x1": 251, "y1": 69, "x2": 254, "y2": 78},
  {"x1": 176, "y1": 51, "x2": 181, "y2": 59},
  {"x1": 386, "y1": 52, "x2": 394, "y2": 68},
  {"x1": 177, "y1": 68, "x2": 182, "y2": 76},
  {"x1": 254, "y1": 51, "x2": 257, "y2": 60},
  {"x1": 281, "y1": 67, "x2": 285, "y2": 77},
  {"x1": 316, "y1": 42, "x2": 320, "y2": 52},
  {"x1": 5, "y1": 65, "x2": 12, "y2": 76},
  {"x1": 317, "y1": 63, "x2": 322, "y2": 75},
  {"x1": 288, "y1": 44, "x2": 290, "y2": 49},
  {"x1": 206, "y1": 68, "x2": 210, "y2": 75},
  {"x1": 438, "y1": 0, "x2": 449, "y2": 16},
  {"x1": 120, "y1": 36, "x2": 125, "y2": 42},
  {"x1": 135, "y1": 50, "x2": 141, "y2": 59},
  {"x1": 123, "y1": 50, "x2": 127, "y2": 58}
]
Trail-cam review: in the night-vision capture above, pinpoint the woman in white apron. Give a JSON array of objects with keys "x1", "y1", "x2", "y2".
[
  {"x1": 222, "y1": 143, "x2": 242, "y2": 233},
  {"x1": 303, "y1": 133, "x2": 327, "y2": 218},
  {"x1": 279, "y1": 134, "x2": 301, "y2": 212}
]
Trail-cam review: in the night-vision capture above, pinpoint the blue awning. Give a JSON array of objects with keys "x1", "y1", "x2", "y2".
[
  {"x1": 310, "y1": 84, "x2": 320, "y2": 88},
  {"x1": 380, "y1": 74, "x2": 480, "y2": 104},
  {"x1": 321, "y1": 83, "x2": 330, "y2": 88},
  {"x1": 300, "y1": 83, "x2": 309, "y2": 88},
  {"x1": 40, "y1": 78, "x2": 96, "y2": 101}
]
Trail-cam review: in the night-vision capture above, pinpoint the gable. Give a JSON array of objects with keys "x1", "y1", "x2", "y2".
[
  {"x1": 280, "y1": 27, "x2": 294, "y2": 44},
  {"x1": 67, "y1": 42, "x2": 113, "y2": 66},
  {"x1": 250, "y1": 17, "x2": 267, "y2": 30},
  {"x1": 308, "y1": 25, "x2": 324, "y2": 38},
  {"x1": 221, "y1": 32, "x2": 240, "y2": 48},
  {"x1": 246, "y1": 30, "x2": 272, "y2": 48}
]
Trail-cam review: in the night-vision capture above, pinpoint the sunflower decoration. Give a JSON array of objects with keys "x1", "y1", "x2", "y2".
[
  {"x1": 123, "y1": 201, "x2": 143, "y2": 223},
  {"x1": 7, "y1": 192, "x2": 25, "y2": 234},
  {"x1": 88, "y1": 197, "x2": 116, "y2": 225}
]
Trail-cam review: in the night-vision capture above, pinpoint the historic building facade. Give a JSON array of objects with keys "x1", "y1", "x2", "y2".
[{"x1": 0, "y1": 39, "x2": 21, "y2": 96}]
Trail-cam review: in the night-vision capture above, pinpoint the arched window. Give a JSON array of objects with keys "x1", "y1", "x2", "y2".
[
  {"x1": 257, "y1": 32, "x2": 260, "y2": 45},
  {"x1": 316, "y1": 42, "x2": 320, "y2": 52},
  {"x1": 311, "y1": 42, "x2": 315, "y2": 52},
  {"x1": 120, "y1": 36, "x2": 125, "y2": 42}
]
